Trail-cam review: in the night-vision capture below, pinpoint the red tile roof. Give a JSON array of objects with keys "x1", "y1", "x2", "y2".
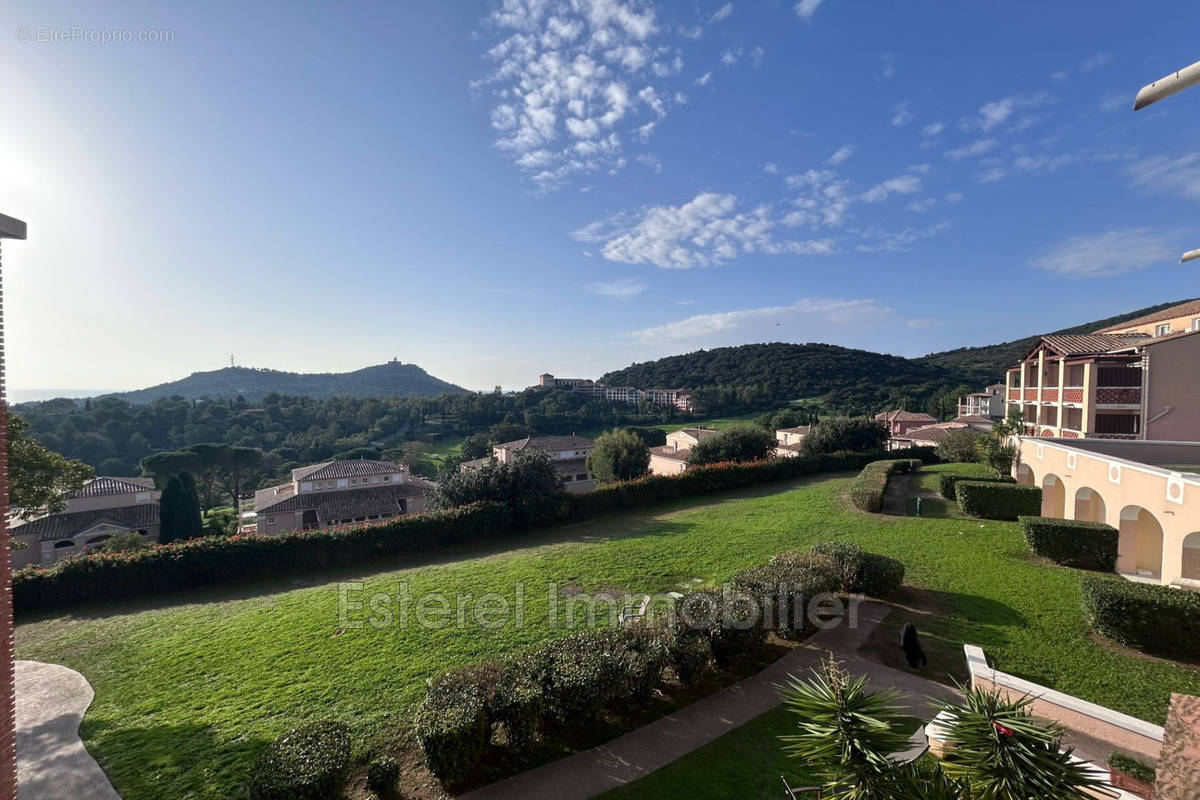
[{"x1": 1094, "y1": 299, "x2": 1200, "y2": 332}]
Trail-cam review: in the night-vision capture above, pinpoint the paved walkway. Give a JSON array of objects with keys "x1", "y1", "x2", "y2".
[
  {"x1": 16, "y1": 660, "x2": 121, "y2": 800},
  {"x1": 459, "y1": 602, "x2": 960, "y2": 800}
]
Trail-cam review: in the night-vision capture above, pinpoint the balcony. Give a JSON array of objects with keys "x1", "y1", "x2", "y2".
[
  {"x1": 1096, "y1": 387, "x2": 1142, "y2": 406},
  {"x1": 1062, "y1": 386, "x2": 1084, "y2": 404},
  {"x1": 1007, "y1": 388, "x2": 1020, "y2": 401},
  {"x1": 1023, "y1": 388, "x2": 1037, "y2": 401},
  {"x1": 1041, "y1": 388, "x2": 1059, "y2": 403}
]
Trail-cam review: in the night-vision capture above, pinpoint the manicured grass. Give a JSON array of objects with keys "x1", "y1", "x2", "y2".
[
  {"x1": 15, "y1": 465, "x2": 1200, "y2": 800},
  {"x1": 903, "y1": 463, "x2": 993, "y2": 518}
]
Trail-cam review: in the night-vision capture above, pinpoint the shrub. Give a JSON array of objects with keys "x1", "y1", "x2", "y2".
[
  {"x1": 366, "y1": 756, "x2": 400, "y2": 798},
  {"x1": 706, "y1": 592, "x2": 768, "y2": 666},
  {"x1": 935, "y1": 428, "x2": 984, "y2": 463},
  {"x1": 1107, "y1": 753, "x2": 1155, "y2": 784},
  {"x1": 939, "y1": 473, "x2": 1016, "y2": 500},
  {"x1": 686, "y1": 424, "x2": 777, "y2": 466},
  {"x1": 846, "y1": 459, "x2": 918, "y2": 513},
  {"x1": 666, "y1": 628, "x2": 713, "y2": 684},
  {"x1": 955, "y1": 482, "x2": 1041, "y2": 520},
  {"x1": 857, "y1": 553, "x2": 905, "y2": 597},
  {"x1": 810, "y1": 542, "x2": 864, "y2": 593},
  {"x1": 619, "y1": 626, "x2": 672, "y2": 699},
  {"x1": 801, "y1": 417, "x2": 889, "y2": 455},
  {"x1": 490, "y1": 655, "x2": 545, "y2": 750},
  {"x1": 248, "y1": 722, "x2": 351, "y2": 800},
  {"x1": 96, "y1": 531, "x2": 151, "y2": 554},
  {"x1": 1080, "y1": 575, "x2": 1200, "y2": 660},
  {"x1": 541, "y1": 631, "x2": 629, "y2": 723},
  {"x1": 414, "y1": 666, "x2": 495, "y2": 782},
  {"x1": 734, "y1": 553, "x2": 840, "y2": 637},
  {"x1": 1019, "y1": 516, "x2": 1118, "y2": 571}
]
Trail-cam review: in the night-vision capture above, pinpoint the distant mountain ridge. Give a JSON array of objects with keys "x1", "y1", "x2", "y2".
[{"x1": 104, "y1": 361, "x2": 468, "y2": 403}]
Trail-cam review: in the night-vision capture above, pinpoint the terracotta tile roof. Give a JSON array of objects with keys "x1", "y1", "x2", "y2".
[
  {"x1": 12, "y1": 503, "x2": 159, "y2": 542},
  {"x1": 256, "y1": 484, "x2": 432, "y2": 518},
  {"x1": 494, "y1": 435, "x2": 594, "y2": 452},
  {"x1": 292, "y1": 459, "x2": 402, "y2": 482},
  {"x1": 67, "y1": 477, "x2": 155, "y2": 499},
  {"x1": 875, "y1": 410, "x2": 937, "y2": 423},
  {"x1": 649, "y1": 445, "x2": 689, "y2": 462},
  {"x1": 775, "y1": 442, "x2": 805, "y2": 453},
  {"x1": 1094, "y1": 299, "x2": 1200, "y2": 332},
  {"x1": 674, "y1": 428, "x2": 719, "y2": 440},
  {"x1": 1038, "y1": 333, "x2": 1148, "y2": 356},
  {"x1": 776, "y1": 426, "x2": 812, "y2": 435},
  {"x1": 952, "y1": 414, "x2": 995, "y2": 425}
]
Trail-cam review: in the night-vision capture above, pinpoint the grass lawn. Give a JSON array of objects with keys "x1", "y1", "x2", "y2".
[
  {"x1": 15, "y1": 464, "x2": 1200, "y2": 799},
  {"x1": 902, "y1": 462, "x2": 993, "y2": 518}
]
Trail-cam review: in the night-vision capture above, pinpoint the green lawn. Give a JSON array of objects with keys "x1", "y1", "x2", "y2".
[
  {"x1": 15, "y1": 465, "x2": 1200, "y2": 799},
  {"x1": 903, "y1": 463, "x2": 993, "y2": 518}
]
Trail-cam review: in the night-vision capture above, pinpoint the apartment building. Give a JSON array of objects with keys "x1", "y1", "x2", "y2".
[
  {"x1": 10, "y1": 477, "x2": 160, "y2": 568},
  {"x1": 1005, "y1": 302, "x2": 1200, "y2": 441},
  {"x1": 648, "y1": 428, "x2": 720, "y2": 475},
  {"x1": 957, "y1": 384, "x2": 1006, "y2": 419},
  {"x1": 535, "y1": 373, "x2": 694, "y2": 411},
  {"x1": 463, "y1": 434, "x2": 598, "y2": 493},
  {"x1": 254, "y1": 459, "x2": 434, "y2": 534},
  {"x1": 774, "y1": 426, "x2": 811, "y2": 457},
  {"x1": 875, "y1": 409, "x2": 938, "y2": 437}
]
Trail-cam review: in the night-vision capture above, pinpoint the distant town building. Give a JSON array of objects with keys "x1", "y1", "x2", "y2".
[
  {"x1": 957, "y1": 384, "x2": 1006, "y2": 419},
  {"x1": 535, "y1": 373, "x2": 693, "y2": 412},
  {"x1": 875, "y1": 410, "x2": 938, "y2": 438},
  {"x1": 1005, "y1": 300, "x2": 1200, "y2": 441},
  {"x1": 11, "y1": 477, "x2": 159, "y2": 567},
  {"x1": 253, "y1": 459, "x2": 434, "y2": 535},
  {"x1": 894, "y1": 416, "x2": 995, "y2": 448},
  {"x1": 462, "y1": 435, "x2": 598, "y2": 494},
  {"x1": 774, "y1": 426, "x2": 811, "y2": 457},
  {"x1": 648, "y1": 428, "x2": 720, "y2": 475}
]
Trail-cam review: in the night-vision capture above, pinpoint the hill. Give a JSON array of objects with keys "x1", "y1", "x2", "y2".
[{"x1": 106, "y1": 361, "x2": 468, "y2": 403}]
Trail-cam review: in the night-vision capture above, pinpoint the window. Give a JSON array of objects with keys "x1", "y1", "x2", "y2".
[
  {"x1": 576, "y1": 473, "x2": 588, "y2": 481},
  {"x1": 1156, "y1": 323, "x2": 1170, "y2": 336},
  {"x1": 1193, "y1": 318, "x2": 1200, "y2": 332},
  {"x1": 267, "y1": 517, "x2": 276, "y2": 525},
  {"x1": 53, "y1": 540, "x2": 76, "y2": 549},
  {"x1": 382, "y1": 475, "x2": 390, "y2": 482}
]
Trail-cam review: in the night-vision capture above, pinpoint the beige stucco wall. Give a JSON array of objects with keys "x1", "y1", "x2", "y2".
[
  {"x1": 1143, "y1": 335, "x2": 1200, "y2": 442},
  {"x1": 649, "y1": 452, "x2": 688, "y2": 477},
  {"x1": 63, "y1": 491, "x2": 157, "y2": 514},
  {"x1": 1105, "y1": 312, "x2": 1200, "y2": 338},
  {"x1": 1018, "y1": 438, "x2": 1200, "y2": 585}
]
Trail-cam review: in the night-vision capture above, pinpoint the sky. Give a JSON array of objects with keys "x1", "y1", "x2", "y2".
[{"x1": 2, "y1": 0, "x2": 1199, "y2": 396}]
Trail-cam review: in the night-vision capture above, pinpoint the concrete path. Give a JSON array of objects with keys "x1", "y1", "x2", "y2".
[
  {"x1": 16, "y1": 660, "x2": 121, "y2": 800},
  {"x1": 459, "y1": 602, "x2": 959, "y2": 800}
]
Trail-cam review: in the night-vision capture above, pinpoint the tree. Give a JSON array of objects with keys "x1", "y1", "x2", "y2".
[
  {"x1": 459, "y1": 433, "x2": 493, "y2": 461},
  {"x1": 202, "y1": 506, "x2": 239, "y2": 537},
  {"x1": 430, "y1": 453, "x2": 564, "y2": 526},
  {"x1": 159, "y1": 472, "x2": 204, "y2": 543},
  {"x1": 98, "y1": 531, "x2": 151, "y2": 554},
  {"x1": 216, "y1": 446, "x2": 263, "y2": 513},
  {"x1": 8, "y1": 414, "x2": 95, "y2": 518},
  {"x1": 586, "y1": 429, "x2": 650, "y2": 483},
  {"x1": 686, "y1": 424, "x2": 776, "y2": 466},
  {"x1": 978, "y1": 407, "x2": 1023, "y2": 477},
  {"x1": 621, "y1": 426, "x2": 667, "y2": 448},
  {"x1": 801, "y1": 418, "x2": 889, "y2": 455},
  {"x1": 935, "y1": 428, "x2": 983, "y2": 463}
]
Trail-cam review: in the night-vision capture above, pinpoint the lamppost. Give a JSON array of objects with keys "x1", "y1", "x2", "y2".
[
  {"x1": 1133, "y1": 59, "x2": 1200, "y2": 264},
  {"x1": 0, "y1": 212, "x2": 26, "y2": 800}
]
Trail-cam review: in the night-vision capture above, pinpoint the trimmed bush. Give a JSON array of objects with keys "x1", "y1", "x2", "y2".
[
  {"x1": 414, "y1": 666, "x2": 496, "y2": 782},
  {"x1": 541, "y1": 631, "x2": 630, "y2": 723},
  {"x1": 809, "y1": 542, "x2": 864, "y2": 593},
  {"x1": 490, "y1": 655, "x2": 546, "y2": 749},
  {"x1": 666, "y1": 628, "x2": 713, "y2": 684},
  {"x1": 1020, "y1": 516, "x2": 1118, "y2": 570},
  {"x1": 366, "y1": 756, "x2": 400, "y2": 798},
  {"x1": 1081, "y1": 575, "x2": 1200, "y2": 659},
  {"x1": 857, "y1": 553, "x2": 905, "y2": 597},
  {"x1": 249, "y1": 722, "x2": 351, "y2": 800},
  {"x1": 708, "y1": 592, "x2": 768, "y2": 666},
  {"x1": 734, "y1": 553, "x2": 839, "y2": 637},
  {"x1": 955, "y1": 482, "x2": 1041, "y2": 520},
  {"x1": 939, "y1": 473, "x2": 1015, "y2": 500}
]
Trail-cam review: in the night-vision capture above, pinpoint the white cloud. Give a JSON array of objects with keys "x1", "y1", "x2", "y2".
[
  {"x1": 862, "y1": 174, "x2": 922, "y2": 203},
  {"x1": 961, "y1": 92, "x2": 1052, "y2": 133},
  {"x1": 1126, "y1": 153, "x2": 1200, "y2": 201},
  {"x1": 585, "y1": 277, "x2": 648, "y2": 299},
  {"x1": 694, "y1": 71, "x2": 712, "y2": 86},
  {"x1": 907, "y1": 197, "x2": 937, "y2": 213},
  {"x1": 1099, "y1": 93, "x2": 1127, "y2": 113},
  {"x1": 854, "y1": 221, "x2": 951, "y2": 253},
  {"x1": 1051, "y1": 69, "x2": 1070, "y2": 82},
  {"x1": 784, "y1": 169, "x2": 853, "y2": 227},
  {"x1": 721, "y1": 46, "x2": 742, "y2": 66},
  {"x1": 945, "y1": 138, "x2": 998, "y2": 160},
  {"x1": 920, "y1": 121, "x2": 945, "y2": 137},
  {"x1": 750, "y1": 45, "x2": 765, "y2": 66},
  {"x1": 631, "y1": 297, "x2": 888, "y2": 344},
  {"x1": 475, "y1": 0, "x2": 673, "y2": 189},
  {"x1": 979, "y1": 167, "x2": 1006, "y2": 183},
  {"x1": 1079, "y1": 52, "x2": 1112, "y2": 73},
  {"x1": 977, "y1": 98, "x2": 1014, "y2": 131},
  {"x1": 635, "y1": 152, "x2": 662, "y2": 172},
  {"x1": 793, "y1": 0, "x2": 825, "y2": 19},
  {"x1": 709, "y1": 3, "x2": 733, "y2": 23},
  {"x1": 880, "y1": 52, "x2": 895, "y2": 80},
  {"x1": 1034, "y1": 228, "x2": 1175, "y2": 278},
  {"x1": 762, "y1": 161, "x2": 779, "y2": 174},
  {"x1": 828, "y1": 144, "x2": 856, "y2": 165},
  {"x1": 891, "y1": 100, "x2": 916, "y2": 127},
  {"x1": 574, "y1": 192, "x2": 835, "y2": 268},
  {"x1": 944, "y1": 192, "x2": 964, "y2": 203}
]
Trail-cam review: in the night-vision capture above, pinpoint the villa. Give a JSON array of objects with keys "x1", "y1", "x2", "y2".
[
  {"x1": 1005, "y1": 300, "x2": 1200, "y2": 441},
  {"x1": 10, "y1": 477, "x2": 159, "y2": 567},
  {"x1": 957, "y1": 383, "x2": 1006, "y2": 419},
  {"x1": 462, "y1": 434, "x2": 598, "y2": 493},
  {"x1": 253, "y1": 459, "x2": 434, "y2": 534},
  {"x1": 875, "y1": 409, "x2": 938, "y2": 437},
  {"x1": 648, "y1": 428, "x2": 720, "y2": 476},
  {"x1": 774, "y1": 425, "x2": 811, "y2": 457}
]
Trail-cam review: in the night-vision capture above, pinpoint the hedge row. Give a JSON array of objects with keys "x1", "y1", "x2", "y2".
[
  {"x1": 16, "y1": 450, "x2": 918, "y2": 614},
  {"x1": 848, "y1": 458, "x2": 922, "y2": 512},
  {"x1": 938, "y1": 473, "x2": 1015, "y2": 501},
  {"x1": 1019, "y1": 516, "x2": 1118, "y2": 571},
  {"x1": 1080, "y1": 575, "x2": 1200, "y2": 660},
  {"x1": 955, "y1": 482, "x2": 1042, "y2": 520}
]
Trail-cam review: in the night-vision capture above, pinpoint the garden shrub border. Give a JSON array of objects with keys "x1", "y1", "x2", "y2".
[
  {"x1": 847, "y1": 458, "x2": 922, "y2": 512},
  {"x1": 955, "y1": 481, "x2": 1041, "y2": 520},
  {"x1": 1080, "y1": 574, "x2": 1200, "y2": 660},
  {"x1": 1019, "y1": 516, "x2": 1118, "y2": 571},
  {"x1": 249, "y1": 721, "x2": 351, "y2": 800},
  {"x1": 938, "y1": 473, "x2": 1015, "y2": 500}
]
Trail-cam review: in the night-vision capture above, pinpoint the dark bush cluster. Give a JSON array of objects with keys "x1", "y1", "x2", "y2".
[
  {"x1": 366, "y1": 756, "x2": 400, "y2": 798},
  {"x1": 805, "y1": 543, "x2": 905, "y2": 598},
  {"x1": 249, "y1": 722, "x2": 351, "y2": 800},
  {"x1": 1080, "y1": 575, "x2": 1200, "y2": 660},
  {"x1": 1019, "y1": 516, "x2": 1118, "y2": 571},
  {"x1": 938, "y1": 473, "x2": 1015, "y2": 500},
  {"x1": 847, "y1": 459, "x2": 921, "y2": 513},
  {"x1": 414, "y1": 665, "x2": 497, "y2": 782},
  {"x1": 734, "y1": 552, "x2": 840, "y2": 637},
  {"x1": 955, "y1": 482, "x2": 1041, "y2": 520}
]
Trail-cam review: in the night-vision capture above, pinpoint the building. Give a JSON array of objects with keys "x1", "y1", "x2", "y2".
[
  {"x1": 957, "y1": 384, "x2": 1006, "y2": 419},
  {"x1": 1005, "y1": 304, "x2": 1200, "y2": 441},
  {"x1": 254, "y1": 459, "x2": 434, "y2": 535},
  {"x1": 895, "y1": 416, "x2": 995, "y2": 448},
  {"x1": 774, "y1": 426, "x2": 811, "y2": 457},
  {"x1": 10, "y1": 477, "x2": 160, "y2": 568},
  {"x1": 1014, "y1": 437, "x2": 1200, "y2": 588},
  {"x1": 534, "y1": 373, "x2": 694, "y2": 411},
  {"x1": 648, "y1": 428, "x2": 720, "y2": 475},
  {"x1": 875, "y1": 410, "x2": 938, "y2": 437},
  {"x1": 464, "y1": 435, "x2": 598, "y2": 493},
  {"x1": 537, "y1": 373, "x2": 594, "y2": 390}
]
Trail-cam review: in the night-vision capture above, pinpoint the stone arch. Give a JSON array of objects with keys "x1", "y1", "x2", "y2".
[
  {"x1": 1016, "y1": 463, "x2": 1034, "y2": 486},
  {"x1": 1182, "y1": 532, "x2": 1200, "y2": 582},
  {"x1": 1041, "y1": 473, "x2": 1065, "y2": 518},
  {"x1": 1117, "y1": 506, "x2": 1164, "y2": 578},
  {"x1": 1072, "y1": 487, "x2": 1106, "y2": 524}
]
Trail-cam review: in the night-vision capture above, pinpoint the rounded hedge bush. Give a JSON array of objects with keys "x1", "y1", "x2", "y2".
[
  {"x1": 809, "y1": 542, "x2": 865, "y2": 593},
  {"x1": 414, "y1": 667, "x2": 495, "y2": 782},
  {"x1": 955, "y1": 481, "x2": 1041, "y2": 520},
  {"x1": 1020, "y1": 516, "x2": 1118, "y2": 571},
  {"x1": 858, "y1": 553, "x2": 905, "y2": 597},
  {"x1": 491, "y1": 655, "x2": 546, "y2": 749},
  {"x1": 938, "y1": 473, "x2": 1015, "y2": 501},
  {"x1": 366, "y1": 756, "x2": 400, "y2": 798},
  {"x1": 249, "y1": 722, "x2": 351, "y2": 800},
  {"x1": 1080, "y1": 575, "x2": 1200, "y2": 659},
  {"x1": 541, "y1": 631, "x2": 628, "y2": 723},
  {"x1": 666, "y1": 628, "x2": 713, "y2": 684},
  {"x1": 734, "y1": 553, "x2": 839, "y2": 636}
]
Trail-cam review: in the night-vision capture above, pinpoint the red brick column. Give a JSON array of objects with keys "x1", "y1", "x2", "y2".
[{"x1": 0, "y1": 238, "x2": 16, "y2": 800}]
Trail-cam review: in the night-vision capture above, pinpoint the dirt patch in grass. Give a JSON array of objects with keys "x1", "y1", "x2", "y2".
[
  {"x1": 856, "y1": 586, "x2": 969, "y2": 687},
  {"x1": 1086, "y1": 631, "x2": 1200, "y2": 669}
]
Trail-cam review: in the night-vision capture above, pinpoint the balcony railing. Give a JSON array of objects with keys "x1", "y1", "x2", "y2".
[
  {"x1": 1096, "y1": 387, "x2": 1142, "y2": 406},
  {"x1": 1007, "y1": 388, "x2": 1020, "y2": 400},
  {"x1": 1041, "y1": 388, "x2": 1059, "y2": 402},
  {"x1": 1062, "y1": 386, "x2": 1084, "y2": 404},
  {"x1": 1023, "y1": 388, "x2": 1037, "y2": 401},
  {"x1": 1093, "y1": 432, "x2": 1139, "y2": 440}
]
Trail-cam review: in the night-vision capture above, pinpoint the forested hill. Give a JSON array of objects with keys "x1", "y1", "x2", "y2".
[
  {"x1": 600, "y1": 343, "x2": 958, "y2": 411},
  {"x1": 915, "y1": 298, "x2": 1198, "y2": 382},
  {"x1": 107, "y1": 361, "x2": 468, "y2": 403}
]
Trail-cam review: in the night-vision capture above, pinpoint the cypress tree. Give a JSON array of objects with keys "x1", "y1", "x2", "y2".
[{"x1": 159, "y1": 471, "x2": 204, "y2": 543}]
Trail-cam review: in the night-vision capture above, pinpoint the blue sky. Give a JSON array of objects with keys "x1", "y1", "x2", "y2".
[{"x1": 2, "y1": 0, "x2": 1199, "y2": 395}]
